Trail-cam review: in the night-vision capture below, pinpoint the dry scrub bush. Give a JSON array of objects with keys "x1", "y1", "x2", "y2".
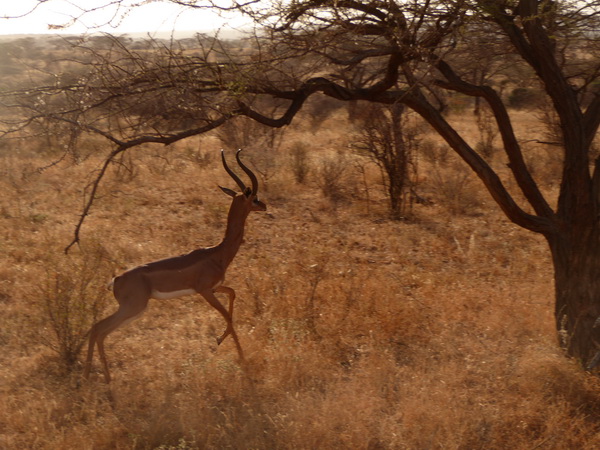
[
  {"x1": 288, "y1": 141, "x2": 311, "y2": 184},
  {"x1": 475, "y1": 105, "x2": 499, "y2": 160},
  {"x1": 523, "y1": 143, "x2": 564, "y2": 187},
  {"x1": 420, "y1": 138, "x2": 451, "y2": 165},
  {"x1": 430, "y1": 158, "x2": 485, "y2": 215},
  {"x1": 315, "y1": 150, "x2": 351, "y2": 203},
  {"x1": 36, "y1": 246, "x2": 112, "y2": 370},
  {"x1": 303, "y1": 93, "x2": 345, "y2": 133},
  {"x1": 353, "y1": 103, "x2": 421, "y2": 219}
]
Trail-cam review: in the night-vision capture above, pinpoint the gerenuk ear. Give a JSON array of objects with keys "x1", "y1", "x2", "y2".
[{"x1": 219, "y1": 186, "x2": 237, "y2": 198}]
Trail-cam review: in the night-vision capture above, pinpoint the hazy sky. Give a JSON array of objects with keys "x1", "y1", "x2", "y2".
[{"x1": 0, "y1": 0, "x2": 251, "y2": 35}]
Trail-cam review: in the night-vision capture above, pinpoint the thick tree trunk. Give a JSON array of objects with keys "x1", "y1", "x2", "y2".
[{"x1": 548, "y1": 230, "x2": 600, "y2": 366}]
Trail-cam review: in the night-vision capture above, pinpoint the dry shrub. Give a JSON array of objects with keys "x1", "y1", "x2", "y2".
[
  {"x1": 36, "y1": 245, "x2": 113, "y2": 370},
  {"x1": 289, "y1": 141, "x2": 311, "y2": 184},
  {"x1": 303, "y1": 93, "x2": 345, "y2": 133},
  {"x1": 525, "y1": 143, "x2": 564, "y2": 186},
  {"x1": 508, "y1": 87, "x2": 544, "y2": 109},
  {"x1": 421, "y1": 139, "x2": 451, "y2": 165},
  {"x1": 430, "y1": 159, "x2": 484, "y2": 215},
  {"x1": 315, "y1": 150, "x2": 351, "y2": 202},
  {"x1": 475, "y1": 105, "x2": 499, "y2": 160}
]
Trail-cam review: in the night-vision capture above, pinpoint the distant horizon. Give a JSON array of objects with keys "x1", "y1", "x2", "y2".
[
  {"x1": 0, "y1": 28, "x2": 249, "y2": 41},
  {"x1": 0, "y1": 1, "x2": 252, "y2": 36}
]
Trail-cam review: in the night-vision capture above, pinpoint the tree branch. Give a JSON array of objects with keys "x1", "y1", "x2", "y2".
[
  {"x1": 238, "y1": 69, "x2": 555, "y2": 234},
  {"x1": 434, "y1": 59, "x2": 555, "y2": 221},
  {"x1": 401, "y1": 90, "x2": 556, "y2": 235},
  {"x1": 64, "y1": 114, "x2": 231, "y2": 253}
]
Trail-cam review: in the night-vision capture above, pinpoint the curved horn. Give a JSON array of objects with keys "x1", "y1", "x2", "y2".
[
  {"x1": 236, "y1": 149, "x2": 259, "y2": 196},
  {"x1": 221, "y1": 150, "x2": 246, "y2": 192}
]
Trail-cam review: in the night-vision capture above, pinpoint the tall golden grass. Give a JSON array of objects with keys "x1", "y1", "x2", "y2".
[{"x1": 1, "y1": 110, "x2": 600, "y2": 449}]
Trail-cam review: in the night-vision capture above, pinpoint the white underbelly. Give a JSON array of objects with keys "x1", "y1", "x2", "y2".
[{"x1": 151, "y1": 288, "x2": 197, "y2": 300}]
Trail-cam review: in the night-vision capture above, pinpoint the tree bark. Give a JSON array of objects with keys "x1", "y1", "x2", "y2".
[{"x1": 548, "y1": 228, "x2": 600, "y2": 365}]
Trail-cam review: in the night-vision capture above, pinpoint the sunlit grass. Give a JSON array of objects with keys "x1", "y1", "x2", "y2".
[{"x1": 1, "y1": 110, "x2": 599, "y2": 449}]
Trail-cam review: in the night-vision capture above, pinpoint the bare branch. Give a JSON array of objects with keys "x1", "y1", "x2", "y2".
[
  {"x1": 64, "y1": 113, "x2": 231, "y2": 253},
  {"x1": 434, "y1": 59, "x2": 555, "y2": 221},
  {"x1": 401, "y1": 89, "x2": 556, "y2": 235}
]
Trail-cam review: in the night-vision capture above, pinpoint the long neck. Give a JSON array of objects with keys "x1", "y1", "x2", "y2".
[{"x1": 219, "y1": 200, "x2": 249, "y2": 266}]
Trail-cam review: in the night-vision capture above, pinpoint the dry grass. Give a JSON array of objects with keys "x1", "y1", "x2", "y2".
[{"x1": 1, "y1": 110, "x2": 600, "y2": 449}]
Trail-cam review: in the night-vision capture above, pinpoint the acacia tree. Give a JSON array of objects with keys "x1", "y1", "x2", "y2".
[{"x1": 2, "y1": 0, "x2": 600, "y2": 366}]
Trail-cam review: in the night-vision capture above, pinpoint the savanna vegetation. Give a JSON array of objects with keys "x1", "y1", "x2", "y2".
[
  {"x1": 3, "y1": 90, "x2": 600, "y2": 448},
  {"x1": 1, "y1": 0, "x2": 600, "y2": 448},
  {"x1": 0, "y1": 36, "x2": 599, "y2": 448},
  {"x1": 3, "y1": 0, "x2": 600, "y2": 363}
]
